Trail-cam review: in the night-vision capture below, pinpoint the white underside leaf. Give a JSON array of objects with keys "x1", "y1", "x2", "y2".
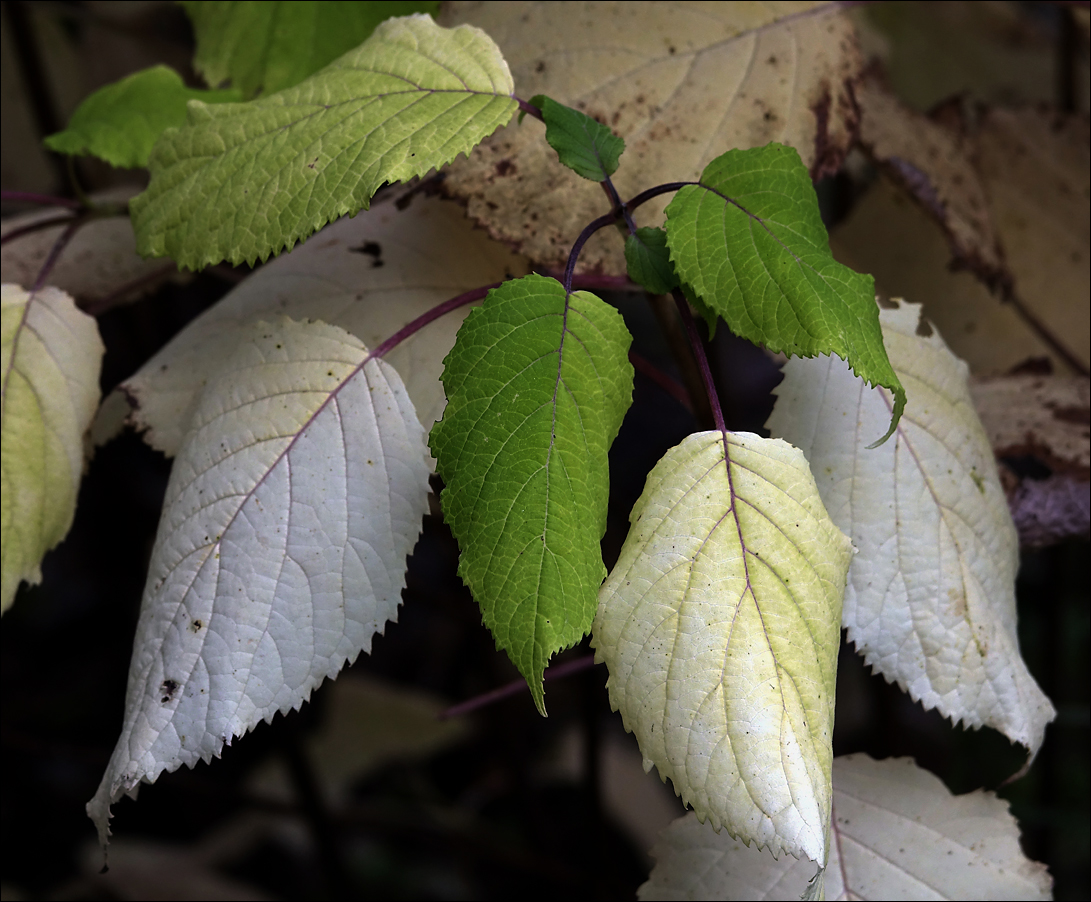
[
  {"x1": 87, "y1": 316, "x2": 430, "y2": 847},
  {"x1": 640, "y1": 754, "x2": 1053, "y2": 901},
  {"x1": 593, "y1": 431, "x2": 852, "y2": 865},
  {"x1": 766, "y1": 300, "x2": 1055, "y2": 754}
]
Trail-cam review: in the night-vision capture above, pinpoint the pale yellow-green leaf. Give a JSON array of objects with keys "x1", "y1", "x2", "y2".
[
  {"x1": 641, "y1": 754, "x2": 1052, "y2": 901},
  {"x1": 96, "y1": 194, "x2": 528, "y2": 462},
  {"x1": 88, "y1": 316, "x2": 429, "y2": 847},
  {"x1": 593, "y1": 431, "x2": 852, "y2": 864},
  {"x1": 440, "y1": 1, "x2": 863, "y2": 274},
  {"x1": 766, "y1": 300, "x2": 1056, "y2": 754},
  {"x1": 1, "y1": 284, "x2": 104, "y2": 612}
]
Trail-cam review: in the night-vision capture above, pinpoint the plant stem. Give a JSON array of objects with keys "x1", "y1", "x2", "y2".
[
  {"x1": 515, "y1": 95, "x2": 544, "y2": 122},
  {"x1": 0, "y1": 212, "x2": 77, "y2": 247},
  {"x1": 371, "y1": 283, "x2": 500, "y2": 359},
  {"x1": 562, "y1": 211, "x2": 618, "y2": 295},
  {"x1": 31, "y1": 219, "x2": 81, "y2": 293},
  {"x1": 2, "y1": 190, "x2": 81, "y2": 210},
  {"x1": 439, "y1": 654, "x2": 597, "y2": 719},
  {"x1": 673, "y1": 288, "x2": 726, "y2": 435}
]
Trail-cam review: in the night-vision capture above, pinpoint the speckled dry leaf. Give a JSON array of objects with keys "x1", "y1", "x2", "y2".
[
  {"x1": 830, "y1": 176, "x2": 1062, "y2": 375},
  {"x1": 88, "y1": 317, "x2": 430, "y2": 848},
  {"x1": 594, "y1": 431, "x2": 852, "y2": 865},
  {"x1": 640, "y1": 754, "x2": 1052, "y2": 901},
  {"x1": 99, "y1": 194, "x2": 528, "y2": 460},
  {"x1": 974, "y1": 107, "x2": 1090, "y2": 373},
  {"x1": 855, "y1": 71, "x2": 1004, "y2": 284},
  {"x1": 767, "y1": 300, "x2": 1056, "y2": 754},
  {"x1": 1, "y1": 191, "x2": 178, "y2": 311},
  {"x1": 439, "y1": 1, "x2": 864, "y2": 274},
  {"x1": 971, "y1": 375, "x2": 1090, "y2": 477}
]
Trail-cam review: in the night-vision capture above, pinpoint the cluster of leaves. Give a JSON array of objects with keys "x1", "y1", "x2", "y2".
[{"x1": 2, "y1": 4, "x2": 1071, "y2": 899}]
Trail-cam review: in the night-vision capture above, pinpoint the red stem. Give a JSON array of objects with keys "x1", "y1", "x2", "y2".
[
  {"x1": 2, "y1": 190, "x2": 81, "y2": 210},
  {"x1": 439, "y1": 654, "x2": 597, "y2": 720},
  {"x1": 672, "y1": 289, "x2": 725, "y2": 434}
]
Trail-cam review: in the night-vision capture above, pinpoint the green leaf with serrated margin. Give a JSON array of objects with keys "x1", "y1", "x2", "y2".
[
  {"x1": 181, "y1": 1, "x2": 439, "y2": 98},
  {"x1": 665, "y1": 143, "x2": 904, "y2": 444},
  {"x1": 43, "y1": 66, "x2": 240, "y2": 169},
  {"x1": 624, "y1": 227, "x2": 679, "y2": 295},
  {"x1": 430, "y1": 274, "x2": 633, "y2": 713},
  {"x1": 132, "y1": 14, "x2": 516, "y2": 269},
  {"x1": 523, "y1": 94, "x2": 624, "y2": 182}
]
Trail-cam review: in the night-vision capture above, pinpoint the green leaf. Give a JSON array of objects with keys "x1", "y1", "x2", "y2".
[
  {"x1": 131, "y1": 14, "x2": 517, "y2": 269},
  {"x1": 430, "y1": 274, "x2": 633, "y2": 713},
  {"x1": 2, "y1": 285, "x2": 104, "y2": 612},
  {"x1": 623, "y1": 227, "x2": 679, "y2": 295},
  {"x1": 181, "y1": 1, "x2": 440, "y2": 99},
  {"x1": 593, "y1": 431, "x2": 852, "y2": 864},
  {"x1": 665, "y1": 143, "x2": 905, "y2": 444},
  {"x1": 525, "y1": 94, "x2": 624, "y2": 182},
  {"x1": 43, "y1": 66, "x2": 240, "y2": 169}
]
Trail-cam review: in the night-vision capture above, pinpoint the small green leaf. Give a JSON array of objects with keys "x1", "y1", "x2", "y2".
[
  {"x1": 624, "y1": 227, "x2": 679, "y2": 295},
  {"x1": 526, "y1": 94, "x2": 624, "y2": 182},
  {"x1": 43, "y1": 66, "x2": 240, "y2": 169},
  {"x1": 665, "y1": 144, "x2": 904, "y2": 443},
  {"x1": 181, "y1": 1, "x2": 440, "y2": 98},
  {"x1": 430, "y1": 274, "x2": 633, "y2": 712},
  {"x1": 131, "y1": 14, "x2": 517, "y2": 269}
]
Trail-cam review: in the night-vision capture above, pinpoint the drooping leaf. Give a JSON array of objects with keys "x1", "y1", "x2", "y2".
[
  {"x1": 640, "y1": 754, "x2": 1053, "y2": 901},
  {"x1": 526, "y1": 94, "x2": 624, "y2": 182},
  {"x1": 766, "y1": 300, "x2": 1056, "y2": 754},
  {"x1": 665, "y1": 143, "x2": 905, "y2": 444},
  {"x1": 1, "y1": 285, "x2": 104, "y2": 613},
  {"x1": 182, "y1": 1, "x2": 440, "y2": 98},
  {"x1": 87, "y1": 316, "x2": 430, "y2": 846},
  {"x1": 624, "y1": 227, "x2": 679, "y2": 296},
  {"x1": 96, "y1": 194, "x2": 528, "y2": 460},
  {"x1": 430, "y1": 274, "x2": 633, "y2": 712},
  {"x1": 593, "y1": 431, "x2": 853, "y2": 864},
  {"x1": 131, "y1": 14, "x2": 517, "y2": 269},
  {"x1": 440, "y1": 1, "x2": 864, "y2": 274},
  {"x1": 1, "y1": 189, "x2": 178, "y2": 310},
  {"x1": 43, "y1": 66, "x2": 241, "y2": 169}
]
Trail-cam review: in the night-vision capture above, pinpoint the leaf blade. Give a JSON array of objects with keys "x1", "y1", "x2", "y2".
[
  {"x1": 665, "y1": 144, "x2": 905, "y2": 442},
  {"x1": 1, "y1": 285, "x2": 104, "y2": 612},
  {"x1": 131, "y1": 14, "x2": 517, "y2": 269},
  {"x1": 766, "y1": 300, "x2": 1056, "y2": 754},
  {"x1": 430, "y1": 274, "x2": 633, "y2": 712},
  {"x1": 593, "y1": 431, "x2": 852, "y2": 863},
  {"x1": 87, "y1": 316, "x2": 429, "y2": 845},
  {"x1": 528, "y1": 94, "x2": 625, "y2": 182}
]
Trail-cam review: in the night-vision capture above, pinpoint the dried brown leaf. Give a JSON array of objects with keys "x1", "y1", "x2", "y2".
[{"x1": 439, "y1": 1, "x2": 864, "y2": 274}]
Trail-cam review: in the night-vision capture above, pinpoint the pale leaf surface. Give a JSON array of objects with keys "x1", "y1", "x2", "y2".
[
  {"x1": 87, "y1": 316, "x2": 430, "y2": 846},
  {"x1": 640, "y1": 754, "x2": 1052, "y2": 901},
  {"x1": 1, "y1": 284, "x2": 104, "y2": 611},
  {"x1": 766, "y1": 300, "x2": 1056, "y2": 752},
  {"x1": 132, "y1": 14, "x2": 517, "y2": 268},
  {"x1": 182, "y1": 1, "x2": 440, "y2": 98},
  {"x1": 431, "y1": 274, "x2": 633, "y2": 711},
  {"x1": 593, "y1": 431, "x2": 852, "y2": 863},
  {"x1": 1, "y1": 190, "x2": 176, "y2": 309},
  {"x1": 100, "y1": 194, "x2": 528, "y2": 460},
  {"x1": 440, "y1": 1, "x2": 863, "y2": 274}
]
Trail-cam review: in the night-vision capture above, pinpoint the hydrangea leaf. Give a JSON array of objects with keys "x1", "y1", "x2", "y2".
[
  {"x1": 593, "y1": 431, "x2": 852, "y2": 864},
  {"x1": 526, "y1": 94, "x2": 624, "y2": 182},
  {"x1": 766, "y1": 300, "x2": 1056, "y2": 754},
  {"x1": 640, "y1": 754, "x2": 1052, "y2": 901},
  {"x1": 43, "y1": 66, "x2": 240, "y2": 169},
  {"x1": 131, "y1": 14, "x2": 517, "y2": 269},
  {"x1": 182, "y1": 1, "x2": 440, "y2": 99},
  {"x1": 430, "y1": 274, "x2": 633, "y2": 713},
  {"x1": 624, "y1": 227, "x2": 680, "y2": 296},
  {"x1": 1, "y1": 285, "x2": 104, "y2": 612},
  {"x1": 98, "y1": 194, "x2": 529, "y2": 461},
  {"x1": 665, "y1": 143, "x2": 904, "y2": 444},
  {"x1": 87, "y1": 316, "x2": 429, "y2": 847}
]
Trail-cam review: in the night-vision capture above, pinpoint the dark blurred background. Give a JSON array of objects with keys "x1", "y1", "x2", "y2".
[{"x1": 2, "y1": 2, "x2": 1088, "y2": 899}]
